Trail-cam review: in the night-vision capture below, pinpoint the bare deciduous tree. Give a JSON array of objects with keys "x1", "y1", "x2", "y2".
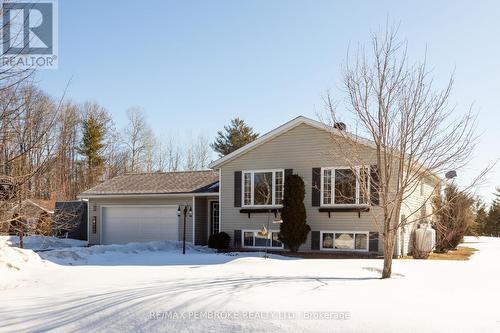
[
  {"x1": 0, "y1": 84, "x2": 61, "y2": 244},
  {"x1": 104, "y1": 127, "x2": 127, "y2": 179},
  {"x1": 122, "y1": 107, "x2": 155, "y2": 173},
  {"x1": 183, "y1": 134, "x2": 211, "y2": 171},
  {"x1": 323, "y1": 25, "x2": 485, "y2": 278},
  {"x1": 155, "y1": 135, "x2": 182, "y2": 172}
]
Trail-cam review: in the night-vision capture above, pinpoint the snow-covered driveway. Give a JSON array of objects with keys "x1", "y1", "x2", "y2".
[{"x1": 0, "y1": 237, "x2": 499, "y2": 333}]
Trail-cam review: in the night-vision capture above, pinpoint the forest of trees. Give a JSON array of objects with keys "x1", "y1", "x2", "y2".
[
  {"x1": 0, "y1": 83, "x2": 218, "y2": 204},
  {"x1": 0, "y1": 78, "x2": 259, "y2": 211}
]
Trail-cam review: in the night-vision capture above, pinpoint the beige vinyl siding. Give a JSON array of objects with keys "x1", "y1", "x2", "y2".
[
  {"x1": 88, "y1": 196, "x2": 194, "y2": 245},
  {"x1": 399, "y1": 177, "x2": 438, "y2": 256},
  {"x1": 194, "y1": 197, "x2": 209, "y2": 245},
  {"x1": 218, "y1": 122, "x2": 385, "y2": 252}
]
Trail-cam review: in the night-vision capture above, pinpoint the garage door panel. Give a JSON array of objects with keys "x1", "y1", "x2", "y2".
[{"x1": 102, "y1": 206, "x2": 179, "y2": 245}]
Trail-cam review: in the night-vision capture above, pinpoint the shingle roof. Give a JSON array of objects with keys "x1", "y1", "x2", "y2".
[{"x1": 79, "y1": 170, "x2": 219, "y2": 196}]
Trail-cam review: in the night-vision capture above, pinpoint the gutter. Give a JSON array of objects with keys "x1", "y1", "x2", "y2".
[{"x1": 77, "y1": 192, "x2": 219, "y2": 199}]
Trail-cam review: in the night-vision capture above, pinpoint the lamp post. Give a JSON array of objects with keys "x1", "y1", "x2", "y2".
[{"x1": 177, "y1": 204, "x2": 192, "y2": 255}]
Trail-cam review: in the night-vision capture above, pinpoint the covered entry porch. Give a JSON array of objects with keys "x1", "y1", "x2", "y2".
[{"x1": 193, "y1": 195, "x2": 220, "y2": 246}]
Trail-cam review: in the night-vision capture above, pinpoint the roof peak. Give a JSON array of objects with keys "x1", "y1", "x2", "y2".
[{"x1": 209, "y1": 115, "x2": 373, "y2": 169}]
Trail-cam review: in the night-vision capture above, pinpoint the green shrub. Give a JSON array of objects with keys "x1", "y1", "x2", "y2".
[
  {"x1": 208, "y1": 232, "x2": 230, "y2": 250},
  {"x1": 279, "y1": 174, "x2": 310, "y2": 252}
]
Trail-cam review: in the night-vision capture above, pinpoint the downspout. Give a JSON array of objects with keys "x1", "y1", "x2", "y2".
[
  {"x1": 85, "y1": 198, "x2": 90, "y2": 245},
  {"x1": 192, "y1": 196, "x2": 196, "y2": 244},
  {"x1": 395, "y1": 227, "x2": 400, "y2": 258},
  {"x1": 218, "y1": 168, "x2": 222, "y2": 233}
]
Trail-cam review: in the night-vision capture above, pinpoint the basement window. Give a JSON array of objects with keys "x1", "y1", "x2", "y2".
[
  {"x1": 320, "y1": 231, "x2": 368, "y2": 251},
  {"x1": 242, "y1": 230, "x2": 283, "y2": 249}
]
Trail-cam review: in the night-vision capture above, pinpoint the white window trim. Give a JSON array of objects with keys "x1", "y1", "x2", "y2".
[
  {"x1": 319, "y1": 230, "x2": 369, "y2": 252},
  {"x1": 242, "y1": 229, "x2": 284, "y2": 249},
  {"x1": 241, "y1": 169, "x2": 285, "y2": 208},
  {"x1": 320, "y1": 166, "x2": 370, "y2": 207},
  {"x1": 207, "y1": 199, "x2": 220, "y2": 238}
]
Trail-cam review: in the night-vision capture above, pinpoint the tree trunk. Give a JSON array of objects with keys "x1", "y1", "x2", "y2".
[{"x1": 382, "y1": 230, "x2": 395, "y2": 279}]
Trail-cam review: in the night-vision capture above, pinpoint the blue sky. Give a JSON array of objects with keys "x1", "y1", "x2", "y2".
[{"x1": 38, "y1": 0, "x2": 499, "y2": 202}]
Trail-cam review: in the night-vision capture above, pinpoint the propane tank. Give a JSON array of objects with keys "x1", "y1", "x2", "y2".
[{"x1": 414, "y1": 223, "x2": 436, "y2": 254}]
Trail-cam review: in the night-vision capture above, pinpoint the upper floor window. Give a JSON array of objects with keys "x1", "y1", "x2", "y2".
[
  {"x1": 321, "y1": 167, "x2": 369, "y2": 205},
  {"x1": 243, "y1": 169, "x2": 284, "y2": 206}
]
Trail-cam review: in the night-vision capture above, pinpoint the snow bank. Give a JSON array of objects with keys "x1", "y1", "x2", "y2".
[
  {"x1": 0, "y1": 235, "x2": 87, "y2": 251},
  {"x1": 41, "y1": 240, "x2": 216, "y2": 264},
  {"x1": 46, "y1": 240, "x2": 213, "y2": 256},
  {"x1": 0, "y1": 243, "x2": 45, "y2": 286},
  {"x1": 0, "y1": 236, "x2": 86, "y2": 286},
  {"x1": 0, "y1": 245, "x2": 41, "y2": 271}
]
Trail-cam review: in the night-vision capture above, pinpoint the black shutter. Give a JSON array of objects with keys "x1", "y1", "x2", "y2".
[
  {"x1": 312, "y1": 168, "x2": 321, "y2": 207},
  {"x1": 284, "y1": 169, "x2": 293, "y2": 179},
  {"x1": 311, "y1": 231, "x2": 320, "y2": 250},
  {"x1": 234, "y1": 171, "x2": 242, "y2": 207},
  {"x1": 234, "y1": 230, "x2": 242, "y2": 248},
  {"x1": 369, "y1": 232, "x2": 379, "y2": 252},
  {"x1": 370, "y1": 165, "x2": 380, "y2": 206}
]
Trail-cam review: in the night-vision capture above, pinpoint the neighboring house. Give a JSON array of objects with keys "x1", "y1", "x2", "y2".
[
  {"x1": 8, "y1": 199, "x2": 55, "y2": 234},
  {"x1": 79, "y1": 116, "x2": 438, "y2": 256}
]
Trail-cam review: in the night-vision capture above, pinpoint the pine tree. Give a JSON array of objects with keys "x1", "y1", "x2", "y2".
[
  {"x1": 79, "y1": 104, "x2": 109, "y2": 187},
  {"x1": 211, "y1": 118, "x2": 259, "y2": 157},
  {"x1": 279, "y1": 174, "x2": 310, "y2": 252},
  {"x1": 472, "y1": 199, "x2": 488, "y2": 235},
  {"x1": 486, "y1": 187, "x2": 500, "y2": 236}
]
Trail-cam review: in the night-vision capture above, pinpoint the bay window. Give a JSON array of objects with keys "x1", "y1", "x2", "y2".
[
  {"x1": 243, "y1": 169, "x2": 284, "y2": 207},
  {"x1": 321, "y1": 167, "x2": 370, "y2": 205}
]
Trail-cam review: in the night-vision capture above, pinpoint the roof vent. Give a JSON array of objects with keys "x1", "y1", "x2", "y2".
[{"x1": 334, "y1": 122, "x2": 346, "y2": 131}]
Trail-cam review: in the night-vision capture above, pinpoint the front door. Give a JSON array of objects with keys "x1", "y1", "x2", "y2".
[{"x1": 210, "y1": 201, "x2": 220, "y2": 235}]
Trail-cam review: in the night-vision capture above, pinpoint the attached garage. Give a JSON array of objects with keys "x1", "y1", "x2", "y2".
[
  {"x1": 101, "y1": 205, "x2": 179, "y2": 245},
  {"x1": 79, "y1": 171, "x2": 220, "y2": 246}
]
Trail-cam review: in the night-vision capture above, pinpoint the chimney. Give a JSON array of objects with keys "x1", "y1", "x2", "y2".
[{"x1": 334, "y1": 122, "x2": 346, "y2": 131}]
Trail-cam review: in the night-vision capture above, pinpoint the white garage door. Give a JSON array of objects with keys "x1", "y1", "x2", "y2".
[{"x1": 101, "y1": 206, "x2": 179, "y2": 245}]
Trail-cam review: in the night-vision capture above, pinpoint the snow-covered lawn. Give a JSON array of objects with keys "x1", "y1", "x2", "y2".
[
  {"x1": 1, "y1": 235, "x2": 87, "y2": 251},
  {"x1": 0, "y1": 237, "x2": 499, "y2": 333}
]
